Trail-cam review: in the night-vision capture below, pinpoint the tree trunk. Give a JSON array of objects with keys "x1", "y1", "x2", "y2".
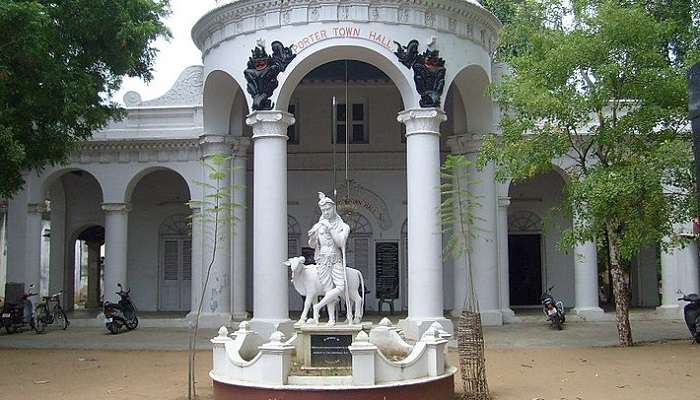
[{"x1": 606, "y1": 224, "x2": 633, "y2": 346}]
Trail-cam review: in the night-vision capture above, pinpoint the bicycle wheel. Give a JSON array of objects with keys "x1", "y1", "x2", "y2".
[{"x1": 54, "y1": 308, "x2": 68, "y2": 330}]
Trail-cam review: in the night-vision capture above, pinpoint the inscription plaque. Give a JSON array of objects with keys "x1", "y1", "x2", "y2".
[{"x1": 309, "y1": 334, "x2": 352, "y2": 367}]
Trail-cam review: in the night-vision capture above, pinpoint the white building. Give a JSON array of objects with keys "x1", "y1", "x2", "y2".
[{"x1": 2, "y1": 0, "x2": 697, "y2": 338}]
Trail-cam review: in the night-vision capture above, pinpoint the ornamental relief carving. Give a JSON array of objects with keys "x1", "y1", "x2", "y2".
[
  {"x1": 193, "y1": 1, "x2": 500, "y2": 57},
  {"x1": 74, "y1": 139, "x2": 200, "y2": 164},
  {"x1": 129, "y1": 66, "x2": 203, "y2": 107}
]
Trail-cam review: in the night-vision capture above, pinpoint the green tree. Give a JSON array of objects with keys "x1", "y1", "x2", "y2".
[
  {"x1": 440, "y1": 154, "x2": 490, "y2": 399},
  {"x1": 0, "y1": 0, "x2": 170, "y2": 197},
  {"x1": 187, "y1": 153, "x2": 240, "y2": 400},
  {"x1": 480, "y1": 0, "x2": 699, "y2": 346}
]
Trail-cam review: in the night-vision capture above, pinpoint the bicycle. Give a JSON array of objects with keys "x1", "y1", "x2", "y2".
[{"x1": 34, "y1": 290, "x2": 70, "y2": 333}]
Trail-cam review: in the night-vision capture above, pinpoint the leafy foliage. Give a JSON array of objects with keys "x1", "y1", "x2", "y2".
[
  {"x1": 440, "y1": 155, "x2": 483, "y2": 310},
  {"x1": 0, "y1": 0, "x2": 170, "y2": 197},
  {"x1": 187, "y1": 153, "x2": 240, "y2": 400},
  {"x1": 480, "y1": 0, "x2": 698, "y2": 346},
  {"x1": 481, "y1": 0, "x2": 697, "y2": 258}
]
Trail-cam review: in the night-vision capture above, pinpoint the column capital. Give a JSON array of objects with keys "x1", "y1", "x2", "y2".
[
  {"x1": 397, "y1": 108, "x2": 446, "y2": 137},
  {"x1": 445, "y1": 134, "x2": 484, "y2": 154},
  {"x1": 498, "y1": 196, "x2": 511, "y2": 208},
  {"x1": 233, "y1": 136, "x2": 252, "y2": 158},
  {"x1": 246, "y1": 110, "x2": 295, "y2": 140},
  {"x1": 27, "y1": 201, "x2": 49, "y2": 214},
  {"x1": 199, "y1": 133, "x2": 230, "y2": 157},
  {"x1": 101, "y1": 202, "x2": 131, "y2": 214}
]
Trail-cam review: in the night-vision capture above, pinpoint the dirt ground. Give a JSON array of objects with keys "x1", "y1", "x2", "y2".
[{"x1": 1, "y1": 340, "x2": 698, "y2": 400}]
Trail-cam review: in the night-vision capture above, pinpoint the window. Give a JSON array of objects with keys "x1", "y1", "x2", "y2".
[
  {"x1": 287, "y1": 103, "x2": 298, "y2": 144},
  {"x1": 334, "y1": 102, "x2": 368, "y2": 144}
]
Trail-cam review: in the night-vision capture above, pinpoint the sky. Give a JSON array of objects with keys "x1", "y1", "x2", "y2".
[{"x1": 112, "y1": 0, "x2": 220, "y2": 105}]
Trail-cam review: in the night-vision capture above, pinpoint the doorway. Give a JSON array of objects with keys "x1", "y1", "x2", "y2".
[
  {"x1": 508, "y1": 234, "x2": 543, "y2": 306},
  {"x1": 158, "y1": 215, "x2": 191, "y2": 311}
]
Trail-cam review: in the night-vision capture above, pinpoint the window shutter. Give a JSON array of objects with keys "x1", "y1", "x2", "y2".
[
  {"x1": 164, "y1": 240, "x2": 179, "y2": 281},
  {"x1": 182, "y1": 239, "x2": 192, "y2": 280}
]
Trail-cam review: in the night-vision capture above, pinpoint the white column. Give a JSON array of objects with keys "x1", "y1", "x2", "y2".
[
  {"x1": 101, "y1": 203, "x2": 130, "y2": 303},
  {"x1": 468, "y1": 157, "x2": 503, "y2": 325},
  {"x1": 497, "y1": 196, "x2": 518, "y2": 322},
  {"x1": 197, "y1": 134, "x2": 232, "y2": 327},
  {"x1": 573, "y1": 239, "x2": 605, "y2": 320},
  {"x1": 658, "y1": 223, "x2": 700, "y2": 317},
  {"x1": 188, "y1": 205, "x2": 203, "y2": 317},
  {"x1": 247, "y1": 110, "x2": 295, "y2": 338},
  {"x1": 397, "y1": 108, "x2": 453, "y2": 340},
  {"x1": 231, "y1": 137, "x2": 251, "y2": 321},
  {"x1": 26, "y1": 202, "x2": 47, "y2": 304}
]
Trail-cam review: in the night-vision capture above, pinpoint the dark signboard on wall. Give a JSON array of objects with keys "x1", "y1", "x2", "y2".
[{"x1": 375, "y1": 242, "x2": 399, "y2": 298}]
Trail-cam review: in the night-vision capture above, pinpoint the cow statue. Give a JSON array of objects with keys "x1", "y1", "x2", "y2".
[{"x1": 285, "y1": 256, "x2": 365, "y2": 325}]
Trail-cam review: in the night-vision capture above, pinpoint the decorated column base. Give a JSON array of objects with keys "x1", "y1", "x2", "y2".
[
  {"x1": 186, "y1": 312, "x2": 232, "y2": 329},
  {"x1": 501, "y1": 308, "x2": 521, "y2": 323},
  {"x1": 397, "y1": 317, "x2": 453, "y2": 340},
  {"x1": 231, "y1": 311, "x2": 251, "y2": 322},
  {"x1": 249, "y1": 318, "x2": 295, "y2": 340},
  {"x1": 574, "y1": 306, "x2": 605, "y2": 321},
  {"x1": 656, "y1": 304, "x2": 682, "y2": 319}
]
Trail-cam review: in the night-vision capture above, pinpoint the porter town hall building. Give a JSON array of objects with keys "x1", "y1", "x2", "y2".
[{"x1": 1, "y1": 0, "x2": 696, "y2": 338}]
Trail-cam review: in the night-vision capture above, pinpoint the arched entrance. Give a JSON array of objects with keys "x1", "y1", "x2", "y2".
[
  {"x1": 508, "y1": 170, "x2": 574, "y2": 307},
  {"x1": 40, "y1": 169, "x2": 105, "y2": 311},
  {"x1": 127, "y1": 168, "x2": 192, "y2": 311},
  {"x1": 73, "y1": 225, "x2": 105, "y2": 309}
]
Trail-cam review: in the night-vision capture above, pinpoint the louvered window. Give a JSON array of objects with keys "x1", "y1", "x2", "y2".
[
  {"x1": 163, "y1": 240, "x2": 179, "y2": 281},
  {"x1": 182, "y1": 240, "x2": 192, "y2": 280}
]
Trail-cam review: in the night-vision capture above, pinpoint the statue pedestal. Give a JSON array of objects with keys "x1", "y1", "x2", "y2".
[{"x1": 295, "y1": 322, "x2": 371, "y2": 370}]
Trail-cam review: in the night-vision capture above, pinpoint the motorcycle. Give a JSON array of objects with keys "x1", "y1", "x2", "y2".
[
  {"x1": 540, "y1": 285, "x2": 565, "y2": 330},
  {"x1": 103, "y1": 283, "x2": 138, "y2": 334},
  {"x1": 677, "y1": 290, "x2": 700, "y2": 344},
  {"x1": 1, "y1": 283, "x2": 38, "y2": 334}
]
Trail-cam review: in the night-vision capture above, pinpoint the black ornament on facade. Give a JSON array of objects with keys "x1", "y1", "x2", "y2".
[
  {"x1": 394, "y1": 40, "x2": 446, "y2": 108},
  {"x1": 244, "y1": 41, "x2": 297, "y2": 111}
]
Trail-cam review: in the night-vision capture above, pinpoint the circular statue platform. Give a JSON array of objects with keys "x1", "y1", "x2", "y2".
[{"x1": 211, "y1": 367, "x2": 456, "y2": 400}]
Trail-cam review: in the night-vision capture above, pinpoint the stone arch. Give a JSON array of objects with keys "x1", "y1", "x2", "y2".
[
  {"x1": 203, "y1": 69, "x2": 245, "y2": 135},
  {"x1": 38, "y1": 168, "x2": 104, "y2": 204},
  {"x1": 340, "y1": 210, "x2": 373, "y2": 235},
  {"x1": 275, "y1": 41, "x2": 416, "y2": 111},
  {"x1": 503, "y1": 163, "x2": 571, "y2": 198},
  {"x1": 159, "y1": 214, "x2": 191, "y2": 236},
  {"x1": 446, "y1": 64, "x2": 493, "y2": 135},
  {"x1": 508, "y1": 210, "x2": 543, "y2": 234},
  {"x1": 124, "y1": 166, "x2": 193, "y2": 204}
]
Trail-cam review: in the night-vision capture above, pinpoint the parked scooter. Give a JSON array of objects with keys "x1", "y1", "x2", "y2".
[
  {"x1": 103, "y1": 283, "x2": 138, "y2": 334},
  {"x1": 1, "y1": 284, "x2": 38, "y2": 334},
  {"x1": 540, "y1": 286, "x2": 566, "y2": 330},
  {"x1": 677, "y1": 290, "x2": 700, "y2": 343}
]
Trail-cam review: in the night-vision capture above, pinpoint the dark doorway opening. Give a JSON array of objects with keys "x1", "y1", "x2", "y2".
[{"x1": 508, "y1": 234, "x2": 542, "y2": 306}]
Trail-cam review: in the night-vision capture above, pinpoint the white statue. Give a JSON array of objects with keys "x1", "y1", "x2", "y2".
[
  {"x1": 285, "y1": 192, "x2": 365, "y2": 325},
  {"x1": 285, "y1": 256, "x2": 365, "y2": 325}
]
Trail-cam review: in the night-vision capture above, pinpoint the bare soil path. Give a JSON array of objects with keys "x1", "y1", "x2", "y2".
[{"x1": 1, "y1": 340, "x2": 697, "y2": 400}]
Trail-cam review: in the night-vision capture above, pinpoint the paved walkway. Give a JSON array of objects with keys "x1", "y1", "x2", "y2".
[{"x1": 0, "y1": 310, "x2": 691, "y2": 351}]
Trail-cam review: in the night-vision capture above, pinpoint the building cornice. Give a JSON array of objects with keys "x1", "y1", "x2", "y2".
[
  {"x1": 192, "y1": 0, "x2": 501, "y2": 58},
  {"x1": 74, "y1": 138, "x2": 201, "y2": 164}
]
